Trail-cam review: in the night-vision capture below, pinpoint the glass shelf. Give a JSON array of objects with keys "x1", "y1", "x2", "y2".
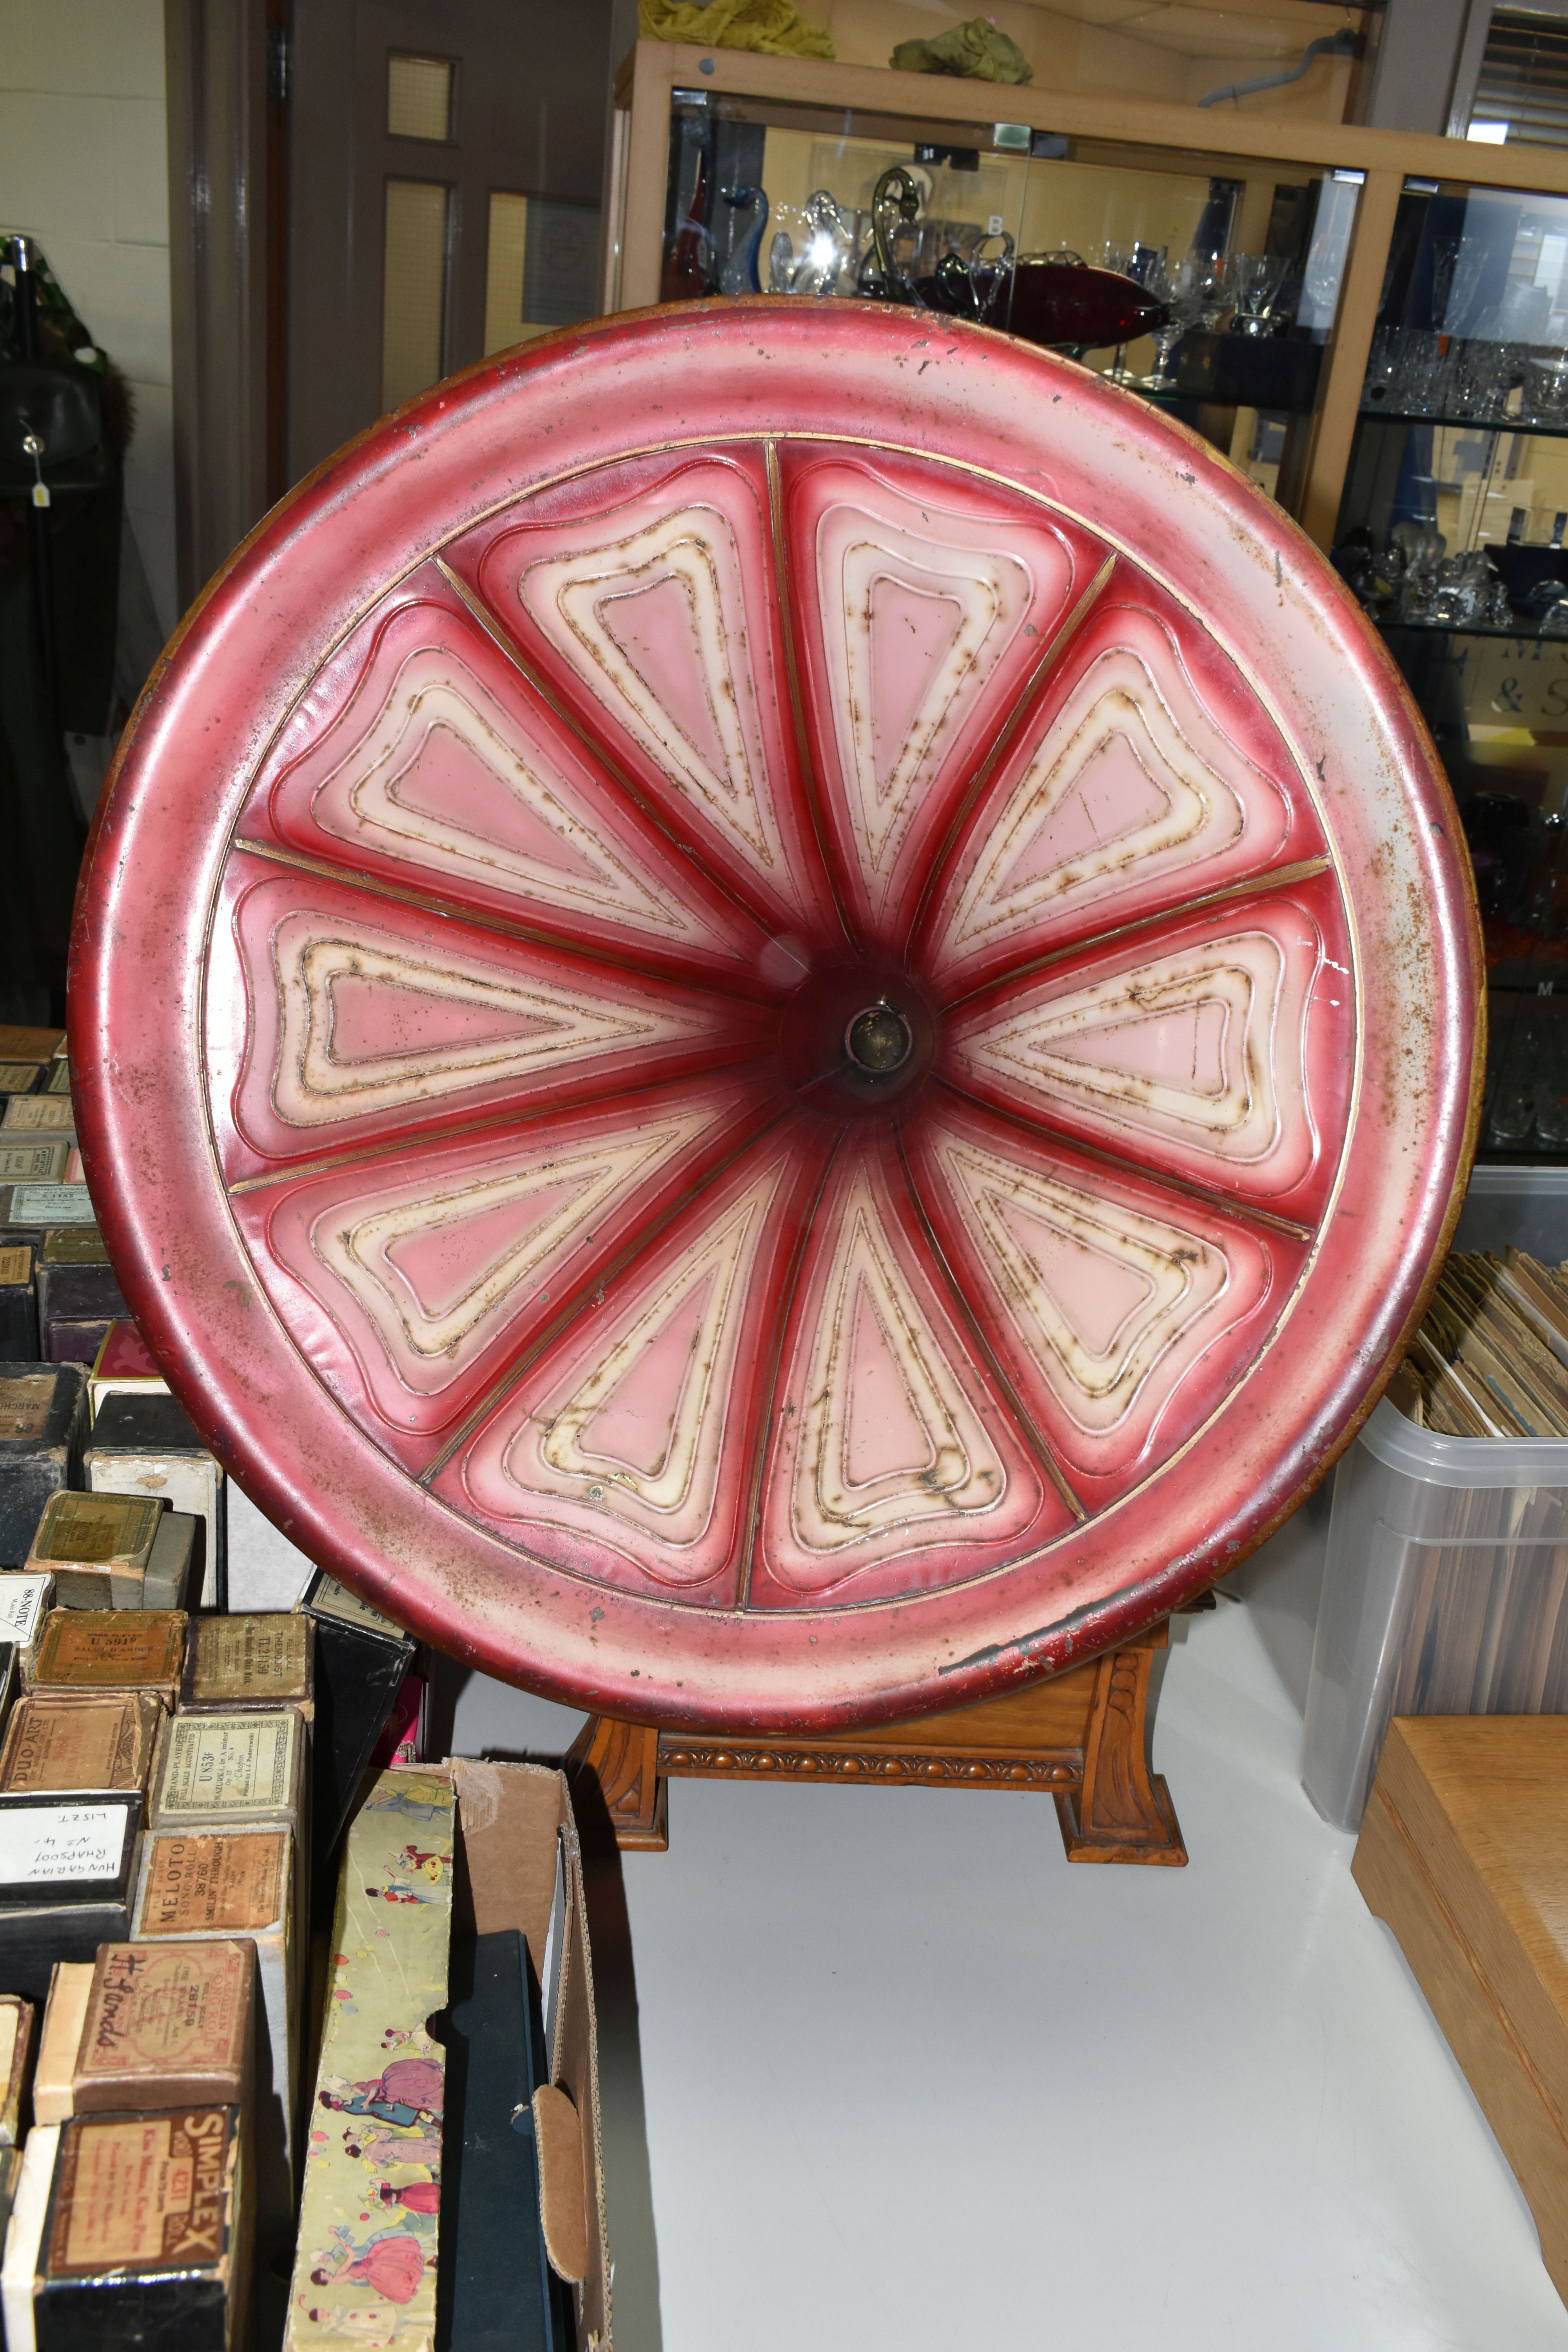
[
  {"x1": 1381, "y1": 617, "x2": 1568, "y2": 641},
  {"x1": 1358, "y1": 407, "x2": 1568, "y2": 436}
]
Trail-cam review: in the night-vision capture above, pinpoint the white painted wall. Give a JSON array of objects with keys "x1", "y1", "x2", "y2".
[{"x1": 0, "y1": 0, "x2": 177, "y2": 636}]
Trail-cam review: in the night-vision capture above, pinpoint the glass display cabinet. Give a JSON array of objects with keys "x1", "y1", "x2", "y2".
[
  {"x1": 1332, "y1": 173, "x2": 1568, "y2": 1158},
  {"x1": 608, "y1": 46, "x2": 1568, "y2": 544},
  {"x1": 647, "y1": 82, "x2": 1367, "y2": 524},
  {"x1": 606, "y1": 43, "x2": 1568, "y2": 1160}
]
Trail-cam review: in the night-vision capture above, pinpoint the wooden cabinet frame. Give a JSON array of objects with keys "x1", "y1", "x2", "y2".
[{"x1": 606, "y1": 38, "x2": 1568, "y2": 550}]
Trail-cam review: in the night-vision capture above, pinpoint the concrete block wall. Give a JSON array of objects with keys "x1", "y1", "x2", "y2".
[{"x1": 0, "y1": 0, "x2": 177, "y2": 635}]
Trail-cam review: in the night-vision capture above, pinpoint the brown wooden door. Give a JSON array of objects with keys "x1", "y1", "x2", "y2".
[{"x1": 287, "y1": 0, "x2": 611, "y2": 480}]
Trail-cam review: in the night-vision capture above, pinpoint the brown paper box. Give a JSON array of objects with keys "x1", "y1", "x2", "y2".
[
  {"x1": 182, "y1": 1613, "x2": 313, "y2": 1712},
  {"x1": 25, "y1": 1492, "x2": 163, "y2": 1610},
  {"x1": 133, "y1": 1826, "x2": 298, "y2": 2201},
  {"x1": 73, "y1": 1939, "x2": 252, "y2": 2114},
  {"x1": 149, "y1": 1707, "x2": 305, "y2": 1830},
  {"x1": 0, "y1": 1689, "x2": 163, "y2": 1797},
  {"x1": 34, "y1": 1961, "x2": 95, "y2": 2124},
  {"x1": 45, "y1": 2107, "x2": 240, "y2": 2274},
  {"x1": 35, "y1": 2105, "x2": 248, "y2": 2343},
  {"x1": 0, "y1": 1995, "x2": 33, "y2": 2146},
  {"x1": 32, "y1": 1608, "x2": 187, "y2": 1697}
]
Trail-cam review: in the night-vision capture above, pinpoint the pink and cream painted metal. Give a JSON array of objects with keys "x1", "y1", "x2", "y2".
[{"x1": 71, "y1": 301, "x2": 1482, "y2": 1731}]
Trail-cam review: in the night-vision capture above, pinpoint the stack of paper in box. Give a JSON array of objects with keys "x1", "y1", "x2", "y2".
[{"x1": 1399, "y1": 1247, "x2": 1568, "y2": 1436}]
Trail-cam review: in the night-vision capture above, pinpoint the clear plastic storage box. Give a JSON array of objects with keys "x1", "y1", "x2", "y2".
[{"x1": 1302, "y1": 1397, "x2": 1568, "y2": 1830}]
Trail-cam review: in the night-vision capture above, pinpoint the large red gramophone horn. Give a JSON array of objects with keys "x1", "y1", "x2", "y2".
[{"x1": 70, "y1": 302, "x2": 1480, "y2": 1731}]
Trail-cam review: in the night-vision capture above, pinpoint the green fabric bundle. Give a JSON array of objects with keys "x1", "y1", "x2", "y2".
[
  {"x1": 891, "y1": 17, "x2": 1033, "y2": 82},
  {"x1": 639, "y1": 0, "x2": 835, "y2": 58}
]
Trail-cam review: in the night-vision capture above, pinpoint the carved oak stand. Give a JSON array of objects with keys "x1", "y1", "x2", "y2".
[{"x1": 569, "y1": 1617, "x2": 1186, "y2": 1864}]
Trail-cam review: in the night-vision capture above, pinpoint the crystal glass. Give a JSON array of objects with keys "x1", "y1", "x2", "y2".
[
  {"x1": 1535, "y1": 1058, "x2": 1568, "y2": 1147},
  {"x1": 717, "y1": 185, "x2": 769, "y2": 297},
  {"x1": 1392, "y1": 329, "x2": 1443, "y2": 418},
  {"x1": 1140, "y1": 251, "x2": 1222, "y2": 393},
  {"x1": 1526, "y1": 575, "x2": 1568, "y2": 617},
  {"x1": 1393, "y1": 522, "x2": 1446, "y2": 622},
  {"x1": 1228, "y1": 252, "x2": 1287, "y2": 338},
  {"x1": 768, "y1": 191, "x2": 852, "y2": 297},
  {"x1": 1525, "y1": 350, "x2": 1568, "y2": 425},
  {"x1": 1430, "y1": 555, "x2": 1483, "y2": 630},
  {"x1": 1448, "y1": 338, "x2": 1513, "y2": 422},
  {"x1": 1361, "y1": 324, "x2": 1400, "y2": 412}
]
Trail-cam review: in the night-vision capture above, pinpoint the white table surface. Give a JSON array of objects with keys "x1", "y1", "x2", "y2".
[{"x1": 417, "y1": 1572, "x2": 1568, "y2": 2352}]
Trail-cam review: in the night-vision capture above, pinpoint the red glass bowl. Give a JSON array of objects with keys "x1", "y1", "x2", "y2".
[{"x1": 71, "y1": 302, "x2": 1481, "y2": 1731}]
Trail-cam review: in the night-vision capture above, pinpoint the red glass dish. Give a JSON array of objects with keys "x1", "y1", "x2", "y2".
[{"x1": 71, "y1": 302, "x2": 1481, "y2": 1731}]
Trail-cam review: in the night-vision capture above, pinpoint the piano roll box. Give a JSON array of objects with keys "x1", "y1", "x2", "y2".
[
  {"x1": 84, "y1": 1393, "x2": 226, "y2": 1609},
  {"x1": 0, "y1": 1370, "x2": 83, "y2": 1569},
  {"x1": 131, "y1": 1823, "x2": 297, "y2": 2232},
  {"x1": 287, "y1": 1760, "x2": 610, "y2": 2352}
]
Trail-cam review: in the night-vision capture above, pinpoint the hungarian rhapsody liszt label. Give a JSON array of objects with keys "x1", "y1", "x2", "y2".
[{"x1": 0, "y1": 1804, "x2": 125, "y2": 1884}]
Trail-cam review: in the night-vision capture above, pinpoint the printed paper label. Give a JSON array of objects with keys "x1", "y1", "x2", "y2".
[
  {"x1": 33, "y1": 1493, "x2": 160, "y2": 1568},
  {"x1": 0, "y1": 1802, "x2": 126, "y2": 1883},
  {"x1": 309, "y1": 1574, "x2": 405, "y2": 1639},
  {"x1": 194, "y1": 1614, "x2": 310, "y2": 1702},
  {"x1": 157, "y1": 1713, "x2": 299, "y2": 1819},
  {"x1": 0, "y1": 1693, "x2": 153, "y2": 1795},
  {"x1": 139, "y1": 1830, "x2": 288, "y2": 1933},
  {"x1": 8, "y1": 1183, "x2": 96, "y2": 1225},
  {"x1": 0, "y1": 1377, "x2": 54, "y2": 1442},
  {"x1": 0, "y1": 1575, "x2": 50, "y2": 1645},
  {"x1": 49, "y1": 2109, "x2": 232, "y2": 2276},
  {"x1": 0, "y1": 1248, "x2": 30, "y2": 1285},
  {"x1": 80, "y1": 1944, "x2": 246, "y2": 2083},
  {"x1": 2, "y1": 1097, "x2": 72, "y2": 1132},
  {"x1": 0, "y1": 1144, "x2": 67, "y2": 1180},
  {"x1": 37, "y1": 1609, "x2": 184, "y2": 1686}
]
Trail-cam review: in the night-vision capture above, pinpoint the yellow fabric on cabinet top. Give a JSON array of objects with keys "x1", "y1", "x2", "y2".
[
  {"x1": 891, "y1": 17, "x2": 1033, "y2": 81},
  {"x1": 639, "y1": 0, "x2": 835, "y2": 58}
]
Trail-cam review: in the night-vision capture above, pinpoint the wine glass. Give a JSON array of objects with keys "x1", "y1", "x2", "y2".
[
  {"x1": 1228, "y1": 252, "x2": 1287, "y2": 338},
  {"x1": 1140, "y1": 252, "x2": 1221, "y2": 392},
  {"x1": 1101, "y1": 241, "x2": 1141, "y2": 383}
]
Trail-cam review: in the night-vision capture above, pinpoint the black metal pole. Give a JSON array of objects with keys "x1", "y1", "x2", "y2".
[{"x1": 11, "y1": 235, "x2": 62, "y2": 726}]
